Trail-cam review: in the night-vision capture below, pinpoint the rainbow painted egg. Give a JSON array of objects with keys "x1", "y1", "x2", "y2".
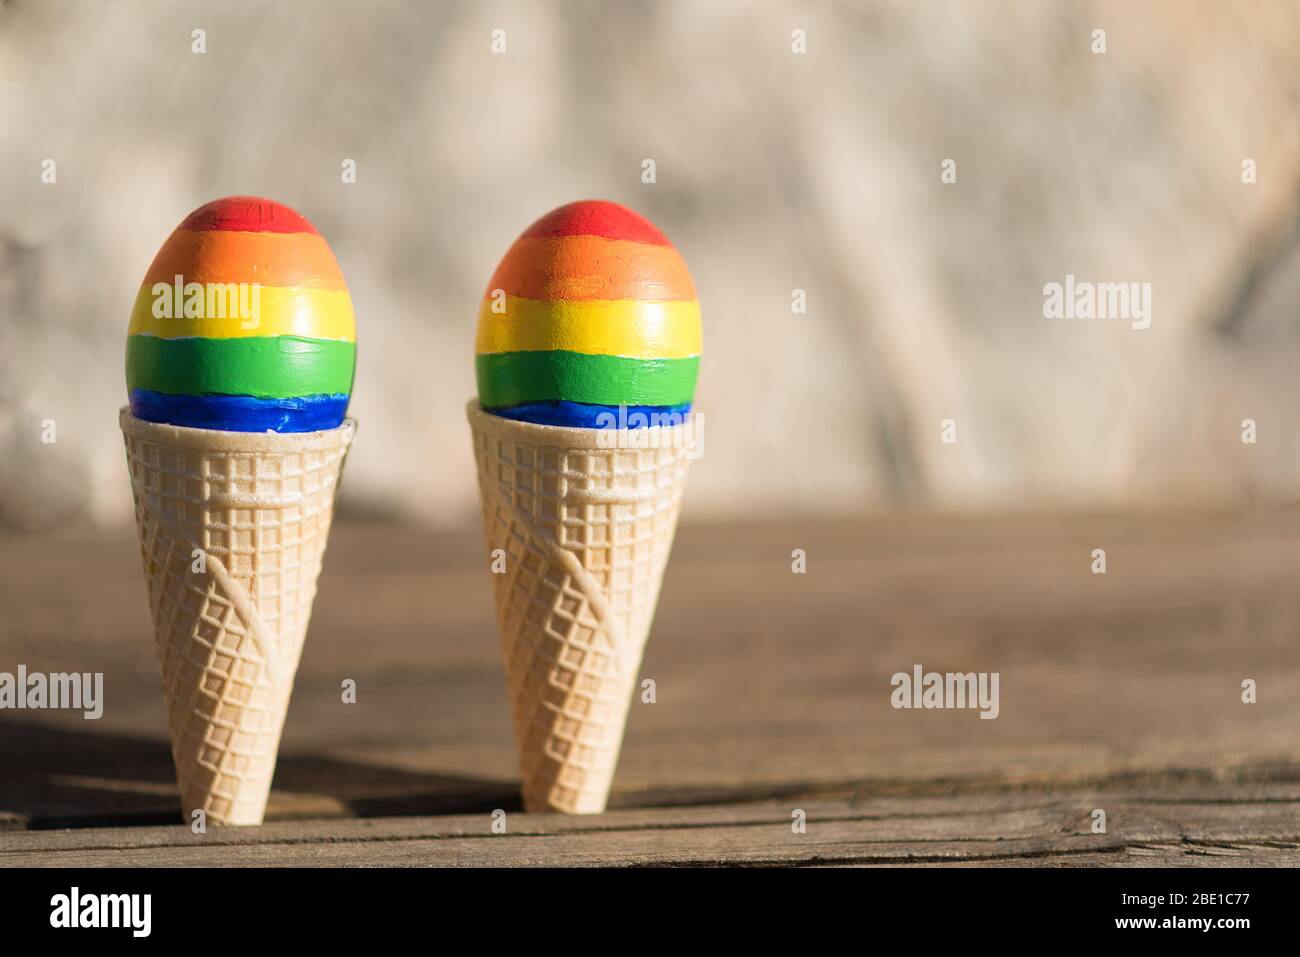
[
  {"x1": 125, "y1": 196, "x2": 356, "y2": 432},
  {"x1": 475, "y1": 200, "x2": 701, "y2": 428}
]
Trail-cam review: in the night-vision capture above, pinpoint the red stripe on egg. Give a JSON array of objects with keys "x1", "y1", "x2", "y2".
[
  {"x1": 520, "y1": 200, "x2": 671, "y2": 246},
  {"x1": 178, "y1": 196, "x2": 320, "y2": 235}
]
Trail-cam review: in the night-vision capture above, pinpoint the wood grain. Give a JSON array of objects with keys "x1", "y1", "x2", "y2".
[
  {"x1": 1, "y1": 511, "x2": 1298, "y2": 864},
  {"x1": 2, "y1": 790, "x2": 1296, "y2": 867}
]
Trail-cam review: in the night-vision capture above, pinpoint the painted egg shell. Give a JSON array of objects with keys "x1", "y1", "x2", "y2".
[
  {"x1": 126, "y1": 196, "x2": 355, "y2": 433},
  {"x1": 475, "y1": 199, "x2": 700, "y2": 427}
]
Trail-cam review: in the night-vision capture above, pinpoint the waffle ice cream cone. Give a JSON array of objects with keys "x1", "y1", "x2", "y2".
[
  {"x1": 467, "y1": 400, "x2": 693, "y2": 813},
  {"x1": 120, "y1": 409, "x2": 354, "y2": 825}
]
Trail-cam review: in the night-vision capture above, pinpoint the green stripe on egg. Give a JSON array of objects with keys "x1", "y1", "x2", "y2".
[
  {"x1": 126, "y1": 335, "x2": 356, "y2": 399},
  {"x1": 476, "y1": 350, "x2": 699, "y2": 409}
]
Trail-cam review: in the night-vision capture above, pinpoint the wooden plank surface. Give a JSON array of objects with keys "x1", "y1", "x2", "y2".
[
  {"x1": 2, "y1": 789, "x2": 1297, "y2": 867},
  {"x1": 1, "y1": 511, "x2": 1299, "y2": 864}
]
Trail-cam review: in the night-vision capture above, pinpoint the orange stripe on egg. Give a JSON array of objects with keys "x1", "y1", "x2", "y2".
[
  {"x1": 484, "y1": 235, "x2": 697, "y2": 302},
  {"x1": 141, "y1": 229, "x2": 348, "y2": 290}
]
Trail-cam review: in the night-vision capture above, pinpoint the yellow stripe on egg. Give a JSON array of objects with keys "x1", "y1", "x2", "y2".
[
  {"x1": 475, "y1": 296, "x2": 701, "y2": 359},
  {"x1": 127, "y1": 284, "x2": 356, "y2": 342}
]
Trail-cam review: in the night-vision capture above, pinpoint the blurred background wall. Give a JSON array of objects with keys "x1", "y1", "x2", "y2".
[{"x1": 1, "y1": 0, "x2": 1298, "y2": 531}]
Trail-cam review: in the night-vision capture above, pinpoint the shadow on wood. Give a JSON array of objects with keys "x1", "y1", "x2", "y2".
[{"x1": 0, "y1": 719, "x2": 519, "y2": 829}]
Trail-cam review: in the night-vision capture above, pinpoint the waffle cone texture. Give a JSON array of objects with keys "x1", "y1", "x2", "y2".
[
  {"x1": 120, "y1": 409, "x2": 353, "y2": 825},
  {"x1": 467, "y1": 400, "x2": 693, "y2": 813}
]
